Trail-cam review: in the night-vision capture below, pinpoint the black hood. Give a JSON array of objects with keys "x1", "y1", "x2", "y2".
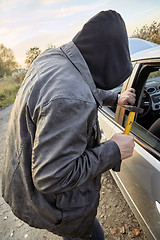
[{"x1": 73, "y1": 10, "x2": 133, "y2": 90}]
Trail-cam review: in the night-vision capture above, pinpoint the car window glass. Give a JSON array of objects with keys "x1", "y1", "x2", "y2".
[
  {"x1": 124, "y1": 117, "x2": 160, "y2": 152},
  {"x1": 123, "y1": 67, "x2": 160, "y2": 153}
]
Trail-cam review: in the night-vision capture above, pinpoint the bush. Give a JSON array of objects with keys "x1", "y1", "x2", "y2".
[
  {"x1": 0, "y1": 73, "x2": 25, "y2": 109},
  {"x1": 12, "y1": 72, "x2": 26, "y2": 84},
  {"x1": 131, "y1": 21, "x2": 160, "y2": 44}
]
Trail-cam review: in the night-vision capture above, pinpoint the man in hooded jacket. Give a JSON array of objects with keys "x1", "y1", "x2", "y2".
[{"x1": 2, "y1": 10, "x2": 136, "y2": 240}]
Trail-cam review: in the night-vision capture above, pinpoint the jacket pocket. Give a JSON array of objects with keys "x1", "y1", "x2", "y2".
[
  {"x1": 56, "y1": 188, "x2": 96, "y2": 209},
  {"x1": 54, "y1": 187, "x2": 100, "y2": 238}
]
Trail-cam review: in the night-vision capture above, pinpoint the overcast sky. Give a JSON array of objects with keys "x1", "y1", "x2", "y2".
[{"x1": 1, "y1": 0, "x2": 160, "y2": 67}]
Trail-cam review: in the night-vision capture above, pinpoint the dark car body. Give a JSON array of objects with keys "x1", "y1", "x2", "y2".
[{"x1": 98, "y1": 43, "x2": 160, "y2": 239}]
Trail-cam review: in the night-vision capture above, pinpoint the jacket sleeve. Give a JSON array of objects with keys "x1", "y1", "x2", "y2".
[
  {"x1": 97, "y1": 88, "x2": 118, "y2": 106},
  {"x1": 32, "y1": 98, "x2": 121, "y2": 194}
]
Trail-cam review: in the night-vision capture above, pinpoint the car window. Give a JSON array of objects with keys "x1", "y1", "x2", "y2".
[{"x1": 123, "y1": 65, "x2": 160, "y2": 154}]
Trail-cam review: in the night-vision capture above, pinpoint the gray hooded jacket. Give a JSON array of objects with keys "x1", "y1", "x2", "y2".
[{"x1": 2, "y1": 42, "x2": 121, "y2": 238}]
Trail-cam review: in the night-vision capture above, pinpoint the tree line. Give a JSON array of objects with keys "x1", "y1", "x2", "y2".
[
  {"x1": 0, "y1": 44, "x2": 18, "y2": 78},
  {"x1": 0, "y1": 44, "x2": 55, "y2": 78},
  {"x1": 0, "y1": 21, "x2": 160, "y2": 78},
  {"x1": 25, "y1": 44, "x2": 55, "y2": 68},
  {"x1": 131, "y1": 21, "x2": 160, "y2": 44}
]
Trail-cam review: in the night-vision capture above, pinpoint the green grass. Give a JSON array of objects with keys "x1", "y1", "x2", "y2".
[{"x1": 0, "y1": 73, "x2": 25, "y2": 109}]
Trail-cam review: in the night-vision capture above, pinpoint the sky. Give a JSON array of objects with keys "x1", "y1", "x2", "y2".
[{"x1": 1, "y1": 0, "x2": 160, "y2": 67}]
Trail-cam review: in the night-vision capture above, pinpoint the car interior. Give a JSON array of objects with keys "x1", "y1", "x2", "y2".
[
  {"x1": 106, "y1": 63, "x2": 160, "y2": 155},
  {"x1": 129, "y1": 64, "x2": 160, "y2": 154},
  {"x1": 135, "y1": 65, "x2": 160, "y2": 136}
]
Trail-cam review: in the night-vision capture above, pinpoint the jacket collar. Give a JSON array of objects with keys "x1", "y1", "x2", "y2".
[{"x1": 60, "y1": 41, "x2": 102, "y2": 107}]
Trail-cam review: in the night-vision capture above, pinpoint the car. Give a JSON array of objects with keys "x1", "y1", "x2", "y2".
[
  {"x1": 128, "y1": 37, "x2": 158, "y2": 55},
  {"x1": 98, "y1": 41, "x2": 160, "y2": 240}
]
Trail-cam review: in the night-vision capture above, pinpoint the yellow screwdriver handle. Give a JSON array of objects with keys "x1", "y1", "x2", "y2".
[{"x1": 124, "y1": 112, "x2": 135, "y2": 135}]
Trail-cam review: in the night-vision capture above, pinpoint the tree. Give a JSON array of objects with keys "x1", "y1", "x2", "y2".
[
  {"x1": 46, "y1": 43, "x2": 56, "y2": 49},
  {"x1": 0, "y1": 44, "x2": 18, "y2": 78},
  {"x1": 131, "y1": 21, "x2": 160, "y2": 44},
  {"x1": 25, "y1": 47, "x2": 41, "y2": 68}
]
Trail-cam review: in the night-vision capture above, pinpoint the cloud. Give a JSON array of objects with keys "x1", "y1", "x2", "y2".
[
  {"x1": 142, "y1": 9, "x2": 160, "y2": 24},
  {"x1": 34, "y1": 2, "x2": 106, "y2": 20},
  {"x1": 2, "y1": 0, "x2": 160, "y2": 67},
  {"x1": 12, "y1": 28, "x2": 75, "y2": 66},
  {"x1": 40, "y1": 0, "x2": 70, "y2": 5},
  {"x1": 0, "y1": 0, "x2": 40, "y2": 21},
  {"x1": 0, "y1": 0, "x2": 18, "y2": 9},
  {"x1": 126, "y1": 6, "x2": 160, "y2": 35},
  {"x1": 0, "y1": 27, "x2": 9, "y2": 35}
]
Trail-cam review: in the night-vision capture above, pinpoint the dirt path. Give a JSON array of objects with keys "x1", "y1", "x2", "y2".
[{"x1": 0, "y1": 105, "x2": 147, "y2": 240}]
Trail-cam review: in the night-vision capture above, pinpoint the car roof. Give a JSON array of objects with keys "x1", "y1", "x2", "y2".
[
  {"x1": 131, "y1": 45, "x2": 160, "y2": 61},
  {"x1": 128, "y1": 38, "x2": 158, "y2": 55},
  {"x1": 128, "y1": 38, "x2": 160, "y2": 62}
]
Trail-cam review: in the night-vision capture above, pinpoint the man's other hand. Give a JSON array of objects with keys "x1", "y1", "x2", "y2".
[{"x1": 118, "y1": 88, "x2": 136, "y2": 106}]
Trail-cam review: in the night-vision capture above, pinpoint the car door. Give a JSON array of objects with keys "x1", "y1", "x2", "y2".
[{"x1": 98, "y1": 60, "x2": 160, "y2": 240}]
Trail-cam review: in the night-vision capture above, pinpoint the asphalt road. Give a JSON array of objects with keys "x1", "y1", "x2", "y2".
[{"x1": 0, "y1": 105, "x2": 147, "y2": 240}]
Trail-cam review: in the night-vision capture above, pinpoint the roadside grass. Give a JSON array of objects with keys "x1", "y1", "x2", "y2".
[{"x1": 0, "y1": 73, "x2": 25, "y2": 109}]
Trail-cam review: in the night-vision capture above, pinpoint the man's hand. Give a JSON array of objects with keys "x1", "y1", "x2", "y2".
[
  {"x1": 118, "y1": 88, "x2": 136, "y2": 106},
  {"x1": 111, "y1": 133, "x2": 135, "y2": 160}
]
